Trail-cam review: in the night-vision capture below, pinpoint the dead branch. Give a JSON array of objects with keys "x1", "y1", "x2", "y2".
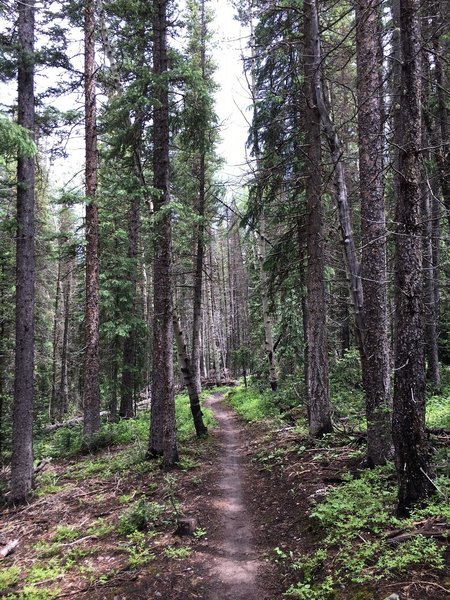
[{"x1": 0, "y1": 539, "x2": 19, "y2": 558}]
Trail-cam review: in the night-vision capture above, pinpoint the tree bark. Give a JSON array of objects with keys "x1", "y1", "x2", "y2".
[
  {"x1": 392, "y1": 0, "x2": 433, "y2": 515},
  {"x1": 173, "y1": 311, "x2": 207, "y2": 436},
  {"x1": 148, "y1": 0, "x2": 178, "y2": 467},
  {"x1": 303, "y1": 0, "x2": 332, "y2": 436},
  {"x1": 83, "y1": 0, "x2": 101, "y2": 444},
  {"x1": 356, "y1": 0, "x2": 392, "y2": 464},
  {"x1": 11, "y1": 0, "x2": 35, "y2": 503}
]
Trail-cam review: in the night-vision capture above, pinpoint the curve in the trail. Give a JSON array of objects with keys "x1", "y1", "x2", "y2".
[{"x1": 205, "y1": 392, "x2": 265, "y2": 600}]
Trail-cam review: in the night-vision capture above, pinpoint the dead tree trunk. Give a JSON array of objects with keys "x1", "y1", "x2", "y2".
[{"x1": 173, "y1": 311, "x2": 207, "y2": 436}]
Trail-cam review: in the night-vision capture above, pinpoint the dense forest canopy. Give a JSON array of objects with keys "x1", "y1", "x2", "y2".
[{"x1": 0, "y1": 0, "x2": 450, "y2": 594}]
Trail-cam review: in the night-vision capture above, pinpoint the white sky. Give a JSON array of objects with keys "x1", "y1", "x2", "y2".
[
  {"x1": 211, "y1": 0, "x2": 251, "y2": 186},
  {"x1": 1, "y1": 1, "x2": 251, "y2": 194}
]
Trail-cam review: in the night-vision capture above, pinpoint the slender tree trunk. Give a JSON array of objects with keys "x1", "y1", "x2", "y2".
[
  {"x1": 256, "y1": 222, "x2": 278, "y2": 391},
  {"x1": 149, "y1": 0, "x2": 178, "y2": 467},
  {"x1": 58, "y1": 263, "x2": 72, "y2": 416},
  {"x1": 303, "y1": 0, "x2": 332, "y2": 435},
  {"x1": 83, "y1": 0, "x2": 100, "y2": 443},
  {"x1": 11, "y1": 0, "x2": 35, "y2": 503},
  {"x1": 174, "y1": 311, "x2": 207, "y2": 436},
  {"x1": 191, "y1": 153, "x2": 206, "y2": 396},
  {"x1": 120, "y1": 188, "x2": 140, "y2": 418},
  {"x1": 393, "y1": 0, "x2": 433, "y2": 515},
  {"x1": 50, "y1": 261, "x2": 62, "y2": 422},
  {"x1": 206, "y1": 254, "x2": 221, "y2": 386},
  {"x1": 356, "y1": 0, "x2": 391, "y2": 464}
]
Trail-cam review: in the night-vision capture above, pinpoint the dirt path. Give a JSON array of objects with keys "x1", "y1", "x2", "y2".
[{"x1": 202, "y1": 392, "x2": 268, "y2": 600}]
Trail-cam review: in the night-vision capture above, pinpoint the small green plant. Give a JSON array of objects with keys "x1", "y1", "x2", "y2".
[
  {"x1": 53, "y1": 524, "x2": 83, "y2": 542},
  {"x1": 122, "y1": 531, "x2": 155, "y2": 567},
  {"x1": 118, "y1": 498, "x2": 164, "y2": 534},
  {"x1": 26, "y1": 561, "x2": 65, "y2": 584},
  {"x1": 5, "y1": 585, "x2": 60, "y2": 600},
  {"x1": 164, "y1": 545, "x2": 192, "y2": 559},
  {"x1": 35, "y1": 472, "x2": 66, "y2": 497},
  {"x1": 193, "y1": 527, "x2": 207, "y2": 539},
  {"x1": 284, "y1": 576, "x2": 334, "y2": 599},
  {"x1": 87, "y1": 517, "x2": 113, "y2": 538},
  {"x1": 34, "y1": 540, "x2": 61, "y2": 558},
  {"x1": 0, "y1": 566, "x2": 20, "y2": 591}
]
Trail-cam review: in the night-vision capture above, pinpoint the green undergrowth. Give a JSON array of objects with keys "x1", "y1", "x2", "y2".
[
  {"x1": 280, "y1": 465, "x2": 449, "y2": 599},
  {"x1": 35, "y1": 392, "x2": 216, "y2": 463},
  {"x1": 226, "y1": 385, "x2": 283, "y2": 422}
]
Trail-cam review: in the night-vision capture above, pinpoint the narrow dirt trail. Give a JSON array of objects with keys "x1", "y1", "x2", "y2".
[{"x1": 202, "y1": 392, "x2": 268, "y2": 600}]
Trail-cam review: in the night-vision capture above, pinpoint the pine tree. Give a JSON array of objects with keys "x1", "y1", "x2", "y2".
[{"x1": 10, "y1": 0, "x2": 36, "y2": 503}]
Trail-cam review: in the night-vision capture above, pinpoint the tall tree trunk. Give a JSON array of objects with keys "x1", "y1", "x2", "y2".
[
  {"x1": 148, "y1": 0, "x2": 178, "y2": 467},
  {"x1": 11, "y1": 0, "x2": 35, "y2": 503},
  {"x1": 50, "y1": 261, "x2": 62, "y2": 422},
  {"x1": 356, "y1": 0, "x2": 392, "y2": 464},
  {"x1": 174, "y1": 311, "x2": 207, "y2": 436},
  {"x1": 303, "y1": 0, "x2": 332, "y2": 435},
  {"x1": 120, "y1": 188, "x2": 140, "y2": 418},
  {"x1": 83, "y1": 0, "x2": 100, "y2": 444},
  {"x1": 256, "y1": 220, "x2": 278, "y2": 391},
  {"x1": 392, "y1": 0, "x2": 433, "y2": 515},
  {"x1": 206, "y1": 253, "x2": 221, "y2": 386},
  {"x1": 191, "y1": 153, "x2": 206, "y2": 396},
  {"x1": 58, "y1": 261, "x2": 72, "y2": 417}
]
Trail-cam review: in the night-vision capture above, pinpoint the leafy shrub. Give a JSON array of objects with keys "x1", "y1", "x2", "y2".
[
  {"x1": 118, "y1": 498, "x2": 164, "y2": 534},
  {"x1": 0, "y1": 566, "x2": 20, "y2": 592}
]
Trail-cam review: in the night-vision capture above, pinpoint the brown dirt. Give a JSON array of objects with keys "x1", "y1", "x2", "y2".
[{"x1": 1, "y1": 393, "x2": 449, "y2": 600}]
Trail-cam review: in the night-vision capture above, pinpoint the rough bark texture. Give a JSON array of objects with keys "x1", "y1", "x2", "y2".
[
  {"x1": 83, "y1": 0, "x2": 101, "y2": 443},
  {"x1": 356, "y1": 0, "x2": 392, "y2": 464},
  {"x1": 11, "y1": 0, "x2": 35, "y2": 503},
  {"x1": 303, "y1": 0, "x2": 332, "y2": 436},
  {"x1": 393, "y1": 0, "x2": 433, "y2": 515},
  {"x1": 149, "y1": 0, "x2": 178, "y2": 466},
  {"x1": 256, "y1": 220, "x2": 278, "y2": 392},
  {"x1": 191, "y1": 152, "x2": 206, "y2": 396},
  {"x1": 120, "y1": 188, "x2": 140, "y2": 419},
  {"x1": 173, "y1": 311, "x2": 207, "y2": 437}
]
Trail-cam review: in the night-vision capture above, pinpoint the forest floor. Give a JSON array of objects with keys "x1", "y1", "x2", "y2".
[{"x1": 0, "y1": 390, "x2": 449, "y2": 599}]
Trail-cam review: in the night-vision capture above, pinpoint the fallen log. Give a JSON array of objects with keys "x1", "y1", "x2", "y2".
[
  {"x1": 0, "y1": 539, "x2": 19, "y2": 558},
  {"x1": 42, "y1": 411, "x2": 110, "y2": 433}
]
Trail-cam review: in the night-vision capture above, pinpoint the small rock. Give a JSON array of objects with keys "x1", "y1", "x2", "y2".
[{"x1": 383, "y1": 595, "x2": 400, "y2": 600}]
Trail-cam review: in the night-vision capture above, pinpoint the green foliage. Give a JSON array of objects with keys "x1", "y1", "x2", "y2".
[
  {"x1": 122, "y1": 531, "x2": 155, "y2": 567},
  {"x1": 284, "y1": 576, "x2": 334, "y2": 599},
  {"x1": 34, "y1": 472, "x2": 67, "y2": 497},
  {"x1": 227, "y1": 385, "x2": 280, "y2": 421},
  {"x1": 193, "y1": 527, "x2": 207, "y2": 539},
  {"x1": 329, "y1": 349, "x2": 365, "y2": 429},
  {"x1": 310, "y1": 467, "x2": 397, "y2": 541},
  {"x1": 53, "y1": 524, "x2": 83, "y2": 542},
  {"x1": 164, "y1": 545, "x2": 192, "y2": 559},
  {"x1": 26, "y1": 561, "x2": 64, "y2": 584},
  {"x1": 0, "y1": 115, "x2": 36, "y2": 159},
  {"x1": 176, "y1": 394, "x2": 216, "y2": 440},
  {"x1": 282, "y1": 465, "x2": 447, "y2": 595},
  {"x1": 426, "y1": 393, "x2": 450, "y2": 429},
  {"x1": 4, "y1": 586, "x2": 60, "y2": 600},
  {"x1": 118, "y1": 498, "x2": 164, "y2": 534},
  {"x1": 0, "y1": 566, "x2": 20, "y2": 592}
]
